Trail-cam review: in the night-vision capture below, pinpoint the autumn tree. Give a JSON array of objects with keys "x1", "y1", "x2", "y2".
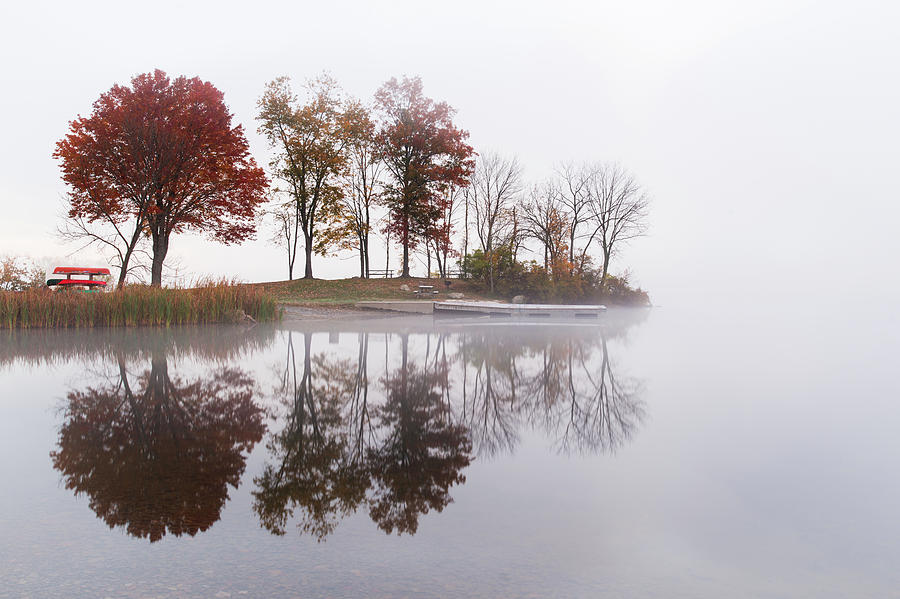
[
  {"x1": 317, "y1": 101, "x2": 383, "y2": 278},
  {"x1": 375, "y1": 76, "x2": 475, "y2": 278},
  {"x1": 258, "y1": 75, "x2": 366, "y2": 279},
  {"x1": 54, "y1": 70, "x2": 268, "y2": 287}
]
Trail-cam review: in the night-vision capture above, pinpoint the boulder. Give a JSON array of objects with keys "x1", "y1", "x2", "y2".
[
  {"x1": 511, "y1": 295, "x2": 527, "y2": 304},
  {"x1": 448, "y1": 292, "x2": 465, "y2": 299},
  {"x1": 224, "y1": 309, "x2": 256, "y2": 324},
  {"x1": 399, "y1": 284, "x2": 410, "y2": 292}
]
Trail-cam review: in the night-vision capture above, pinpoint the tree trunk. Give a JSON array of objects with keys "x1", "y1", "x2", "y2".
[
  {"x1": 359, "y1": 243, "x2": 366, "y2": 278},
  {"x1": 462, "y1": 193, "x2": 469, "y2": 276},
  {"x1": 288, "y1": 215, "x2": 299, "y2": 281},
  {"x1": 150, "y1": 230, "x2": 169, "y2": 287},
  {"x1": 487, "y1": 243, "x2": 494, "y2": 293},
  {"x1": 287, "y1": 246, "x2": 295, "y2": 281},
  {"x1": 600, "y1": 249, "x2": 611, "y2": 297},
  {"x1": 569, "y1": 226, "x2": 576, "y2": 264},
  {"x1": 303, "y1": 232, "x2": 314, "y2": 279},
  {"x1": 115, "y1": 223, "x2": 145, "y2": 290},
  {"x1": 116, "y1": 246, "x2": 134, "y2": 290},
  {"x1": 363, "y1": 236, "x2": 370, "y2": 278},
  {"x1": 401, "y1": 242, "x2": 410, "y2": 278}
]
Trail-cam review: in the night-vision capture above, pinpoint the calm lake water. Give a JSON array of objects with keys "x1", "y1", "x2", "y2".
[{"x1": 1, "y1": 307, "x2": 898, "y2": 598}]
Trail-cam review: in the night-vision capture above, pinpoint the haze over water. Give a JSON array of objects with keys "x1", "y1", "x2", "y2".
[{"x1": 1, "y1": 305, "x2": 897, "y2": 598}]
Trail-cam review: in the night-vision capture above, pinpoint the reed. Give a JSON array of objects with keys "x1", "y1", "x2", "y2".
[{"x1": 0, "y1": 281, "x2": 280, "y2": 329}]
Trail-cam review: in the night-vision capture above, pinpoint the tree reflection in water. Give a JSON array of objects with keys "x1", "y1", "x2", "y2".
[
  {"x1": 51, "y1": 344, "x2": 266, "y2": 542},
  {"x1": 253, "y1": 332, "x2": 370, "y2": 539},
  {"x1": 461, "y1": 329, "x2": 645, "y2": 456},
  {"x1": 255, "y1": 315, "x2": 646, "y2": 540},
  {"x1": 366, "y1": 335, "x2": 472, "y2": 535},
  {"x1": 253, "y1": 332, "x2": 472, "y2": 539}
]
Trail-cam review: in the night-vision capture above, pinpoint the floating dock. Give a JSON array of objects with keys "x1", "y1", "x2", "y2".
[{"x1": 433, "y1": 301, "x2": 607, "y2": 318}]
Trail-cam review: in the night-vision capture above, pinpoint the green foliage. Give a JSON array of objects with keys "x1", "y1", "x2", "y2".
[
  {"x1": 461, "y1": 248, "x2": 516, "y2": 281},
  {"x1": 0, "y1": 282, "x2": 280, "y2": 329},
  {"x1": 602, "y1": 273, "x2": 651, "y2": 306}
]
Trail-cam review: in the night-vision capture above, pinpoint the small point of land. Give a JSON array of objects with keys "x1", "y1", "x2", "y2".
[{"x1": 254, "y1": 277, "x2": 491, "y2": 307}]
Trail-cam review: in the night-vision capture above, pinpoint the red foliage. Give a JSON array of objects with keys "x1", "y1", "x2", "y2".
[
  {"x1": 375, "y1": 76, "x2": 475, "y2": 275},
  {"x1": 54, "y1": 70, "x2": 268, "y2": 283}
]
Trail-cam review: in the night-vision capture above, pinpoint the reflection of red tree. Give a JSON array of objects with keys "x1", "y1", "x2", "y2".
[
  {"x1": 367, "y1": 362, "x2": 473, "y2": 535},
  {"x1": 51, "y1": 355, "x2": 265, "y2": 542}
]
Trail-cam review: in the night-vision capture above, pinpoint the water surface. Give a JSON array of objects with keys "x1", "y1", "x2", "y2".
[{"x1": 1, "y1": 308, "x2": 897, "y2": 598}]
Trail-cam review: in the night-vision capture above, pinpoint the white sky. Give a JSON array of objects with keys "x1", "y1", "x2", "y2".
[{"x1": 2, "y1": 0, "x2": 897, "y2": 307}]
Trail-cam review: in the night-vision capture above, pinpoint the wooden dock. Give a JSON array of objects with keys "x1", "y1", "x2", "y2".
[{"x1": 433, "y1": 301, "x2": 607, "y2": 318}]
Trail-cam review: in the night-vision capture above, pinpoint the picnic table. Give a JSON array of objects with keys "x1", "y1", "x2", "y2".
[{"x1": 413, "y1": 285, "x2": 439, "y2": 296}]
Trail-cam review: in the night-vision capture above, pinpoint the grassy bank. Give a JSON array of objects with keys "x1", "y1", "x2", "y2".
[
  {"x1": 256, "y1": 277, "x2": 490, "y2": 305},
  {"x1": 255, "y1": 276, "x2": 649, "y2": 307},
  {"x1": 0, "y1": 283, "x2": 279, "y2": 329}
]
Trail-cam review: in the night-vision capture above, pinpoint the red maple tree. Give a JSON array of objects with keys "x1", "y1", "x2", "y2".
[
  {"x1": 54, "y1": 70, "x2": 268, "y2": 286},
  {"x1": 375, "y1": 77, "x2": 474, "y2": 277}
]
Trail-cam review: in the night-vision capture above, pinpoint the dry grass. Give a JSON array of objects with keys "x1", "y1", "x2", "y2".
[{"x1": 0, "y1": 282, "x2": 279, "y2": 329}]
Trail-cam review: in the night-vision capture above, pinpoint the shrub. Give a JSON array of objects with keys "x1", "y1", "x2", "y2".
[
  {"x1": 461, "y1": 251, "x2": 650, "y2": 306},
  {"x1": 1, "y1": 256, "x2": 45, "y2": 291}
]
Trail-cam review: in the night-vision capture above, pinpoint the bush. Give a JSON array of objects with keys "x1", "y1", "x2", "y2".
[
  {"x1": 1, "y1": 256, "x2": 45, "y2": 291},
  {"x1": 461, "y1": 250, "x2": 650, "y2": 306}
]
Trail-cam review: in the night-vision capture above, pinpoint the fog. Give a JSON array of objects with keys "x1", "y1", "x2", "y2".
[{"x1": 2, "y1": 0, "x2": 897, "y2": 308}]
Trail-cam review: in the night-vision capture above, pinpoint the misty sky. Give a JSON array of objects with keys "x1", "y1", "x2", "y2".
[{"x1": 2, "y1": 0, "x2": 897, "y2": 307}]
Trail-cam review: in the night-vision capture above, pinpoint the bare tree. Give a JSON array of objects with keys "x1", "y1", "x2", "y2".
[
  {"x1": 55, "y1": 178, "x2": 151, "y2": 290},
  {"x1": 428, "y1": 184, "x2": 462, "y2": 278},
  {"x1": 519, "y1": 183, "x2": 568, "y2": 273},
  {"x1": 555, "y1": 162, "x2": 594, "y2": 265},
  {"x1": 57, "y1": 213, "x2": 150, "y2": 288},
  {"x1": 469, "y1": 152, "x2": 523, "y2": 291},
  {"x1": 268, "y1": 197, "x2": 301, "y2": 280},
  {"x1": 584, "y1": 164, "x2": 649, "y2": 293}
]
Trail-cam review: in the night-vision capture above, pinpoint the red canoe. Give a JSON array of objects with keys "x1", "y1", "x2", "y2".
[
  {"x1": 52, "y1": 267, "x2": 111, "y2": 276},
  {"x1": 55, "y1": 280, "x2": 107, "y2": 287},
  {"x1": 47, "y1": 266, "x2": 112, "y2": 289}
]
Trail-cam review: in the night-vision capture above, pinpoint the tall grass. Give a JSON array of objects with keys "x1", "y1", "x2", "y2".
[{"x1": 0, "y1": 281, "x2": 280, "y2": 329}]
